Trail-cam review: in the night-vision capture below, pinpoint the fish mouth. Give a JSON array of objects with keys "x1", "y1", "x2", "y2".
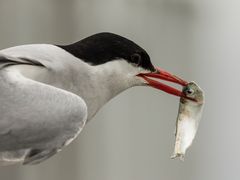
[{"x1": 137, "y1": 67, "x2": 192, "y2": 99}]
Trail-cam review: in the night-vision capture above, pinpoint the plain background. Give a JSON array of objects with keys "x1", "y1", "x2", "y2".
[{"x1": 0, "y1": 0, "x2": 239, "y2": 180}]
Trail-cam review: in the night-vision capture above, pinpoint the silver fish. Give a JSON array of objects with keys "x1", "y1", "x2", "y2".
[{"x1": 171, "y1": 82, "x2": 204, "y2": 160}]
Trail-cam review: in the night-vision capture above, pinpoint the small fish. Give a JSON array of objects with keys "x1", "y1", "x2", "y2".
[{"x1": 171, "y1": 82, "x2": 204, "y2": 160}]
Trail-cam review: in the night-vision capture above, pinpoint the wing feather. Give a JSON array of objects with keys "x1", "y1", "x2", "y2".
[{"x1": 0, "y1": 59, "x2": 87, "y2": 152}]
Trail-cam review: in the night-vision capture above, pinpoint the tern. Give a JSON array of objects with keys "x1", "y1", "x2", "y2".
[{"x1": 0, "y1": 32, "x2": 188, "y2": 165}]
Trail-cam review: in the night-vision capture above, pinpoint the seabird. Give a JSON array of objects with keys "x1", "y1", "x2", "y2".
[{"x1": 0, "y1": 32, "x2": 188, "y2": 165}]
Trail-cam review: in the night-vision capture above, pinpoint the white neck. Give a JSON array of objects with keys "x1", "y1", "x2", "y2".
[{"x1": 74, "y1": 60, "x2": 144, "y2": 120}]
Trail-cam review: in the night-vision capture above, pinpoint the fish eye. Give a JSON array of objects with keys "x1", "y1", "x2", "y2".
[{"x1": 185, "y1": 88, "x2": 194, "y2": 95}]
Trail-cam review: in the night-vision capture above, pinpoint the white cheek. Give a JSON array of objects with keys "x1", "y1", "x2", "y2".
[
  {"x1": 94, "y1": 59, "x2": 150, "y2": 88},
  {"x1": 114, "y1": 60, "x2": 140, "y2": 74},
  {"x1": 121, "y1": 64, "x2": 149, "y2": 86}
]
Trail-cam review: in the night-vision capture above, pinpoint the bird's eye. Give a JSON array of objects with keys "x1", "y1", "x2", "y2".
[{"x1": 131, "y1": 53, "x2": 142, "y2": 66}]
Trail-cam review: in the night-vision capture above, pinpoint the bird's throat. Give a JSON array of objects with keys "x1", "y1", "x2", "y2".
[{"x1": 79, "y1": 61, "x2": 137, "y2": 120}]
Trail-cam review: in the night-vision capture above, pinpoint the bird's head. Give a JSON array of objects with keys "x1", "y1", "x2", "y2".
[{"x1": 60, "y1": 32, "x2": 189, "y2": 99}]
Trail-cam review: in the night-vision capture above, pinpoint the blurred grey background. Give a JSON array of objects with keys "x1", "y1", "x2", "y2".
[{"x1": 0, "y1": 0, "x2": 239, "y2": 180}]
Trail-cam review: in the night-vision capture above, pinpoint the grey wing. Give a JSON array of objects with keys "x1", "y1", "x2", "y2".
[
  {"x1": 0, "y1": 54, "x2": 44, "y2": 69},
  {"x1": 0, "y1": 55, "x2": 87, "y2": 165}
]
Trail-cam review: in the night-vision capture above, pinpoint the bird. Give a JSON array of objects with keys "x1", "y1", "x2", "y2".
[{"x1": 0, "y1": 32, "x2": 188, "y2": 165}]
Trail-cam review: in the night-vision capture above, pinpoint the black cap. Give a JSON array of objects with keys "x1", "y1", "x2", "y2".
[{"x1": 58, "y1": 32, "x2": 155, "y2": 72}]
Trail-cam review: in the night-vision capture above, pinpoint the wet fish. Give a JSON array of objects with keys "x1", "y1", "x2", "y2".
[{"x1": 171, "y1": 82, "x2": 204, "y2": 160}]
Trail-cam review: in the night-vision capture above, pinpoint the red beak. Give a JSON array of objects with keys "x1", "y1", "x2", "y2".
[{"x1": 137, "y1": 67, "x2": 188, "y2": 98}]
